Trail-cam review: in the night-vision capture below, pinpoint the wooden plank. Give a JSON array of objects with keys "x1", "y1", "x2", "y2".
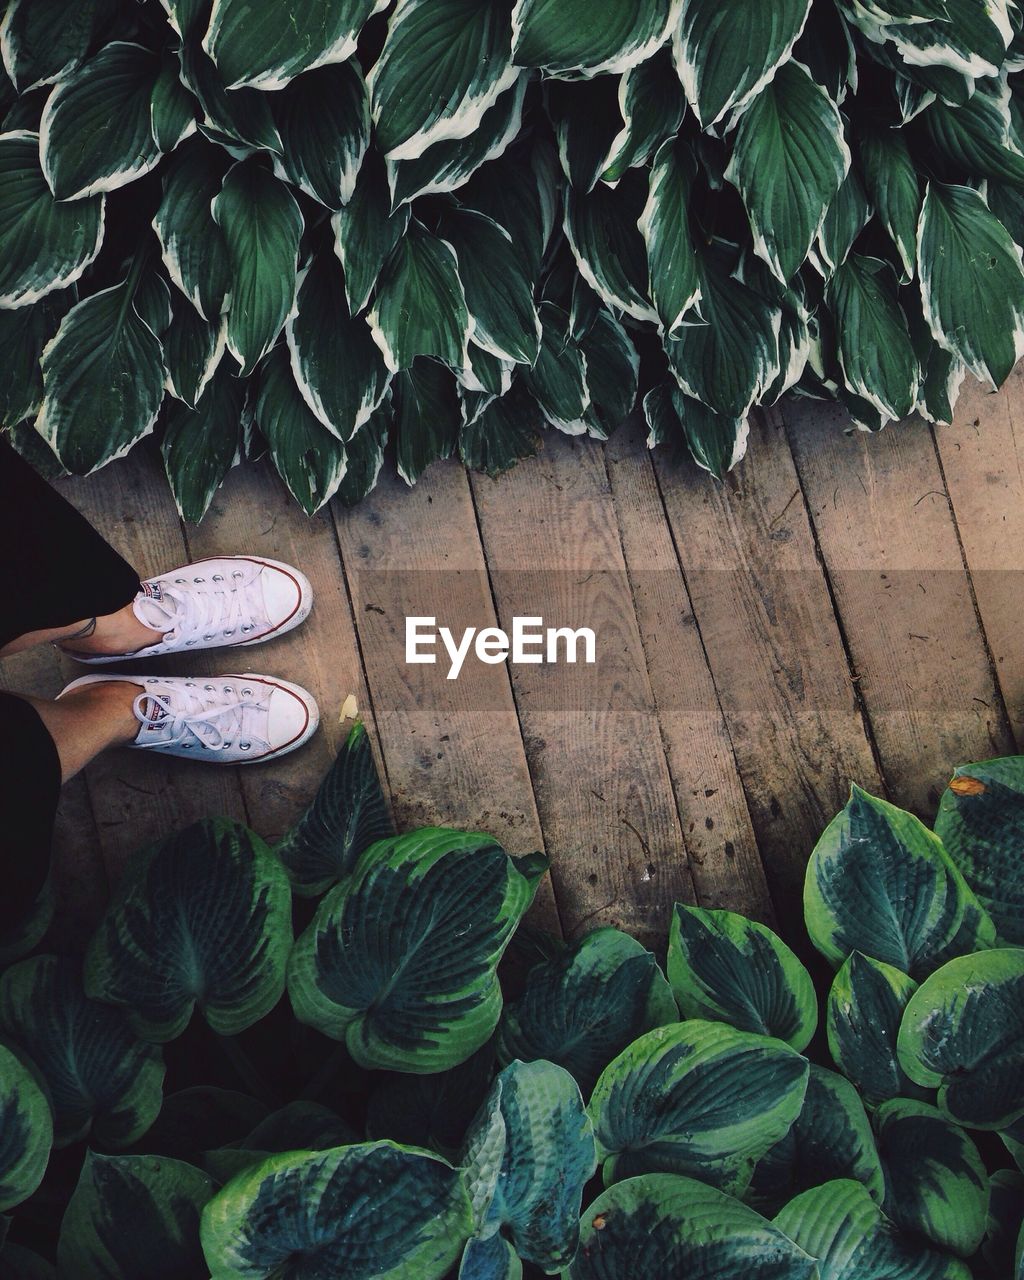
[
  {"x1": 182, "y1": 459, "x2": 384, "y2": 844},
  {"x1": 0, "y1": 642, "x2": 107, "y2": 950},
  {"x1": 470, "y1": 432, "x2": 697, "y2": 949},
  {"x1": 605, "y1": 418, "x2": 774, "y2": 924},
  {"x1": 932, "y1": 368, "x2": 1024, "y2": 747},
  {"x1": 56, "y1": 446, "x2": 248, "y2": 881},
  {"x1": 331, "y1": 461, "x2": 560, "y2": 935},
  {"x1": 652, "y1": 410, "x2": 882, "y2": 934},
  {"x1": 783, "y1": 398, "x2": 1014, "y2": 814}
]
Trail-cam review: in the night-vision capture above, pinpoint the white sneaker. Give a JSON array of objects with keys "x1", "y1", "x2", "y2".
[
  {"x1": 67, "y1": 557, "x2": 313, "y2": 664},
  {"x1": 60, "y1": 673, "x2": 320, "y2": 764}
]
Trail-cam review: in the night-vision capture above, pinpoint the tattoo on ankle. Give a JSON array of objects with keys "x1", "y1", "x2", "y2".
[{"x1": 62, "y1": 617, "x2": 97, "y2": 642}]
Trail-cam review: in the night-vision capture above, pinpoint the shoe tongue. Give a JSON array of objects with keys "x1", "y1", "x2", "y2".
[{"x1": 132, "y1": 582, "x2": 176, "y2": 636}]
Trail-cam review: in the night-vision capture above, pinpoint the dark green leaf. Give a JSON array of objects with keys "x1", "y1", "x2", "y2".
[
  {"x1": 153, "y1": 137, "x2": 232, "y2": 323},
  {"x1": 161, "y1": 360, "x2": 242, "y2": 522},
  {"x1": 393, "y1": 357, "x2": 462, "y2": 485},
  {"x1": 271, "y1": 60, "x2": 368, "y2": 209},
  {"x1": 0, "y1": 1041, "x2": 51, "y2": 1212},
  {"x1": 859, "y1": 131, "x2": 920, "y2": 283},
  {"x1": 512, "y1": 0, "x2": 678, "y2": 76},
  {"x1": 565, "y1": 170, "x2": 656, "y2": 322}
]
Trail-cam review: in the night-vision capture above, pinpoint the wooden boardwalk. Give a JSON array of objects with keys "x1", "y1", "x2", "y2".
[{"x1": 5, "y1": 371, "x2": 1022, "y2": 952}]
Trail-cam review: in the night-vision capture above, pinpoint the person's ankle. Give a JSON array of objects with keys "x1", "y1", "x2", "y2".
[
  {"x1": 59, "y1": 679, "x2": 143, "y2": 747},
  {"x1": 59, "y1": 602, "x2": 164, "y2": 656}
]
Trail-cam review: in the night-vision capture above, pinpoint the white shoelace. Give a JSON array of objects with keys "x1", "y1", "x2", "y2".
[
  {"x1": 134, "y1": 684, "x2": 271, "y2": 753},
  {"x1": 135, "y1": 570, "x2": 268, "y2": 647}
]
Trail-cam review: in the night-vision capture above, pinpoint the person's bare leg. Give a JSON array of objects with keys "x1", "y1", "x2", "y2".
[
  {"x1": 24, "y1": 681, "x2": 142, "y2": 781},
  {"x1": 0, "y1": 603, "x2": 162, "y2": 660}
]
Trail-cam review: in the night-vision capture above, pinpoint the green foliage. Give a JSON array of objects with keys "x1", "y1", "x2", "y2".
[
  {"x1": 1, "y1": 738, "x2": 1023, "y2": 1277},
  {"x1": 4, "y1": 0, "x2": 1024, "y2": 514}
]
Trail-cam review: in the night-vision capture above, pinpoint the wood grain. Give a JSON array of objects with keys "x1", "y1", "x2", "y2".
[
  {"x1": 652, "y1": 410, "x2": 881, "y2": 933},
  {"x1": 470, "y1": 432, "x2": 696, "y2": 949},
  {"x1": 933, "y1": 369, "x2": 1024, "y2": 746},
  {"x1": 331, "y1": 459, "x2": 560, "y2": 934},
  {"x1": 783, "y1": 398, "x2": 1014, "y2": 814},
  {"x1": 605, "y1": 417, "x2": 774, "y2": 924}
]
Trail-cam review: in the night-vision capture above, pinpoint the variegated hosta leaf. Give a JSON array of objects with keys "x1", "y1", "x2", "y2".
[
  {"x1": 460, "y1": 1234, "x2": 521, "y2": 1280},
  {"x1": 0, "y1": 131, "x2": 104, "y2": 308},
  {"x1": 459, "y1": 382, "x2": 541, "y2": 476},
  {"x1": 569, "y1": 1174, "x2": 817, "y2": 1280},
  {"x1": 276, "y1": 721, "x2": 394, "y2": 897},
  {"x1": 672, "y1": 0, "x2": 814, "y2": 128},
  {"x1": 547, "y1": 74, "x2": 626, "y2": 194},
  {"x1": 441, "y1": 208, "x2": 540, "y2": 365},
  {"x1": 983, "y1": 1169, "x2": 1024, "y2": 1276},
  {"x1": 204, "y1": 1101, "x2": 358, "y2": 1183},
  {"x1": 163, "y1": 297, "x2": 226, "y2": 409},
  {"x1": 368, "y1": 219, "x2": 470, "y2": 373},
  {"x1": 153, "y1": 138, "x2": 231, "y2": 323},
  {"x1": 601, "y1": 47, "x2": 687, "y2": 183},
  {"x1": 254, "y1": 345, "x2": 348, "y2": 516},
  {"x1": 332, "y1": 151, "x2": 411, "y2": 314},
  {"x1": 271, "y1": 60, "x2": 368, "y2": 209},
  {"x1": 497, "y1": 927, "x2": 677, "y2": 1096},
  {"x1": 151, "y1": 52, "x2": 197, "y2": 152},
  {"x1": 178, "y1": 42, "x2": 281, "y2": 155},
  {"x1": 747, "y1": 1065, "x2": 884, "y2": 1216},
  {"x1": 367, "y1": 1042, "x2": 495, "y2": 1159},
  {"x1": 826, "y1": 255, "x2": 919, "y2": 420},
  {"x1": 774, "y1": 1179, "x2": 972, "y2": 1280},
  {"x1": 897, "y1": 947, "x2": 1024, "y2": 1130},
  {"x1": 213, "y1": 159, "x2": 302, "y2": 376},
  {"x1": 0, "y1": 290, "x2": 71, "y2": 429},
  {"x1": 85, "y1": 818, "x2": 292, "y2": 1042},
  {"x1": 0, "y1": 1042, "x2": 51, "y2": 1212},
  {"x1": 286, "y1": 249, "x2": 388, "y2": 443},
  {"x1": 588, "y1": 1020, "x2": 809, "y2": 1193},
  {"x1": 370, "y1": 0, "x2": 519, "y2": 161},
  {"x1": 726, "y1": 61, "x2": 850, "y2": 285},
  {"x1": 578, "y1": 309, "x2": 639, "y2": 438},
  {"x1": 200, "y1": 1142, "x2": 473, "y2": 1280},
  {"x1": 36, "y1": 277, "x2": 166, "y2": 475},
  {"x1": 462, "y1": 141, "x2": 556, "y2": 280},
  {"x1": 917, "y1": 88, "x2": 1024, "y2": 186},
  {"x1": 816, "y1": 169, "x2": 871, "y2": 277},
  {"x1": 905, "y1": 289, "x2": 966, "y2": 426},
  {"x1": 668, "y1": 904, "x2": 818, "y2": 1051},
  {"x1": 288, "y1": 830, "x2": 547, "y2": 1072},
  {"x1": 859, "y1": 131, "x2": 920, "y2": 283},
  {"x1": 639, "y1": 136, "x2": 701, "y2": 334},
  {"x1": 388, "y1": 76, "x2": 527, "y2": 208},
  {"x1": 461, "y1": 1060, "x2": 596, "y2": 1270},
  {"x1": 804, "y1": 784, "x2": 996, "y2": 977},
  {"x1": 564, "y1": 170, "x2": 656, "y2": 322},
  {"x1": 644, "y1": 382, "x2": 750, "y2": 479},
  {"x1": 918, "y1": 181, "x2": 1024, "y2": 386},
  {"x1": 336, "y1": 398, "x2": 389, "y2": 507},
  {"x1": 665, "y1": 248, "x2": 781, "y2": 420},
  {"x1": 879, "y1": 0, "x2": 1012, "y2": 80},
  {"x1": 512, "y1": 0, "x2": 678, "y2": 77},
  {"x1": 161, "y1": 360, "x2": 242, "y2": 523},
  {"x1": 826, "y1": 952, "x2": 925, "y2": 1107},
  {"x1": 40, "y1": 42, "x2": 163, "y2": 201},
  {"x1": 0, "y1": 0, "x2": 117, "y2": 93},
  {"x1": 57, "y1": 1152, "x2": 214, "y2": 1280},
  {"x1": 204, "y1": 0, "x2": 379, "y2": 91},
  {"x1": 934, "y1": 757, "x2": 1024, "y2": 944},
  {"x1": 522, "y1": 302, "x2": 588, "y2": 434},
  {"x1": 0, "y1": 955, "x2": 164, "y2": 1148},
  {"x1": 874, "y1": 1099, "x2": 988, "y2": 1258},
  {"x1": 393, "y1": 357, "x2": 461, "y2": 484}
]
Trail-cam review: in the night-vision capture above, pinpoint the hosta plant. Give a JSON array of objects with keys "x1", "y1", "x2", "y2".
[
  {"x1": 2, "y1": 0, "x2": 1024, "y2": 519},
  {"x1": 1, "y1": 732, "x2": 1024, "y2": 1276}
]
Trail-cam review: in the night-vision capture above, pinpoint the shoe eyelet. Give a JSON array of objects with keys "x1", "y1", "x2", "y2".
[
  {"x1": 148, "y1": 678, "x2": 157, "y2": 685},
  {"x1": 241, "y1": 688, "x2": 253, "y2": 698},
  {"x1": 194, "y1": 577, "x2": 205, "y2": 584},
  {"x1": 212, "y1": 574, "x2": 224, "y2": 582},
  {"x1": 203, "y1": 634, "x2": 214, "y2": 641},
  {"x1": 174, "y1": 578, "x2": 185, "y2": 584},
  {"x1": 240, "y1": 742, "x2": 251, "y2": 751},
  {"x1": 224, "y1": 629, "x2": 234, "y2": 637},
  {"x1": 185, "y1": 639, "x2": 197, "y2": 646},
  {"x1": 204, "y1": 684, "x2": 214, "y2": 691},
  {"x1": 223, "y1": 687, "x2": 232, "y2": 694},
  {"x1": 241, "y1": 624, "x2": 253, "y2": 633},
  {"x1": 185, "y1": 682, "x2": 194, "y2": 688},
  {"x1": 232, "y1": 570, "x2": 244, "y2": 579}
]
